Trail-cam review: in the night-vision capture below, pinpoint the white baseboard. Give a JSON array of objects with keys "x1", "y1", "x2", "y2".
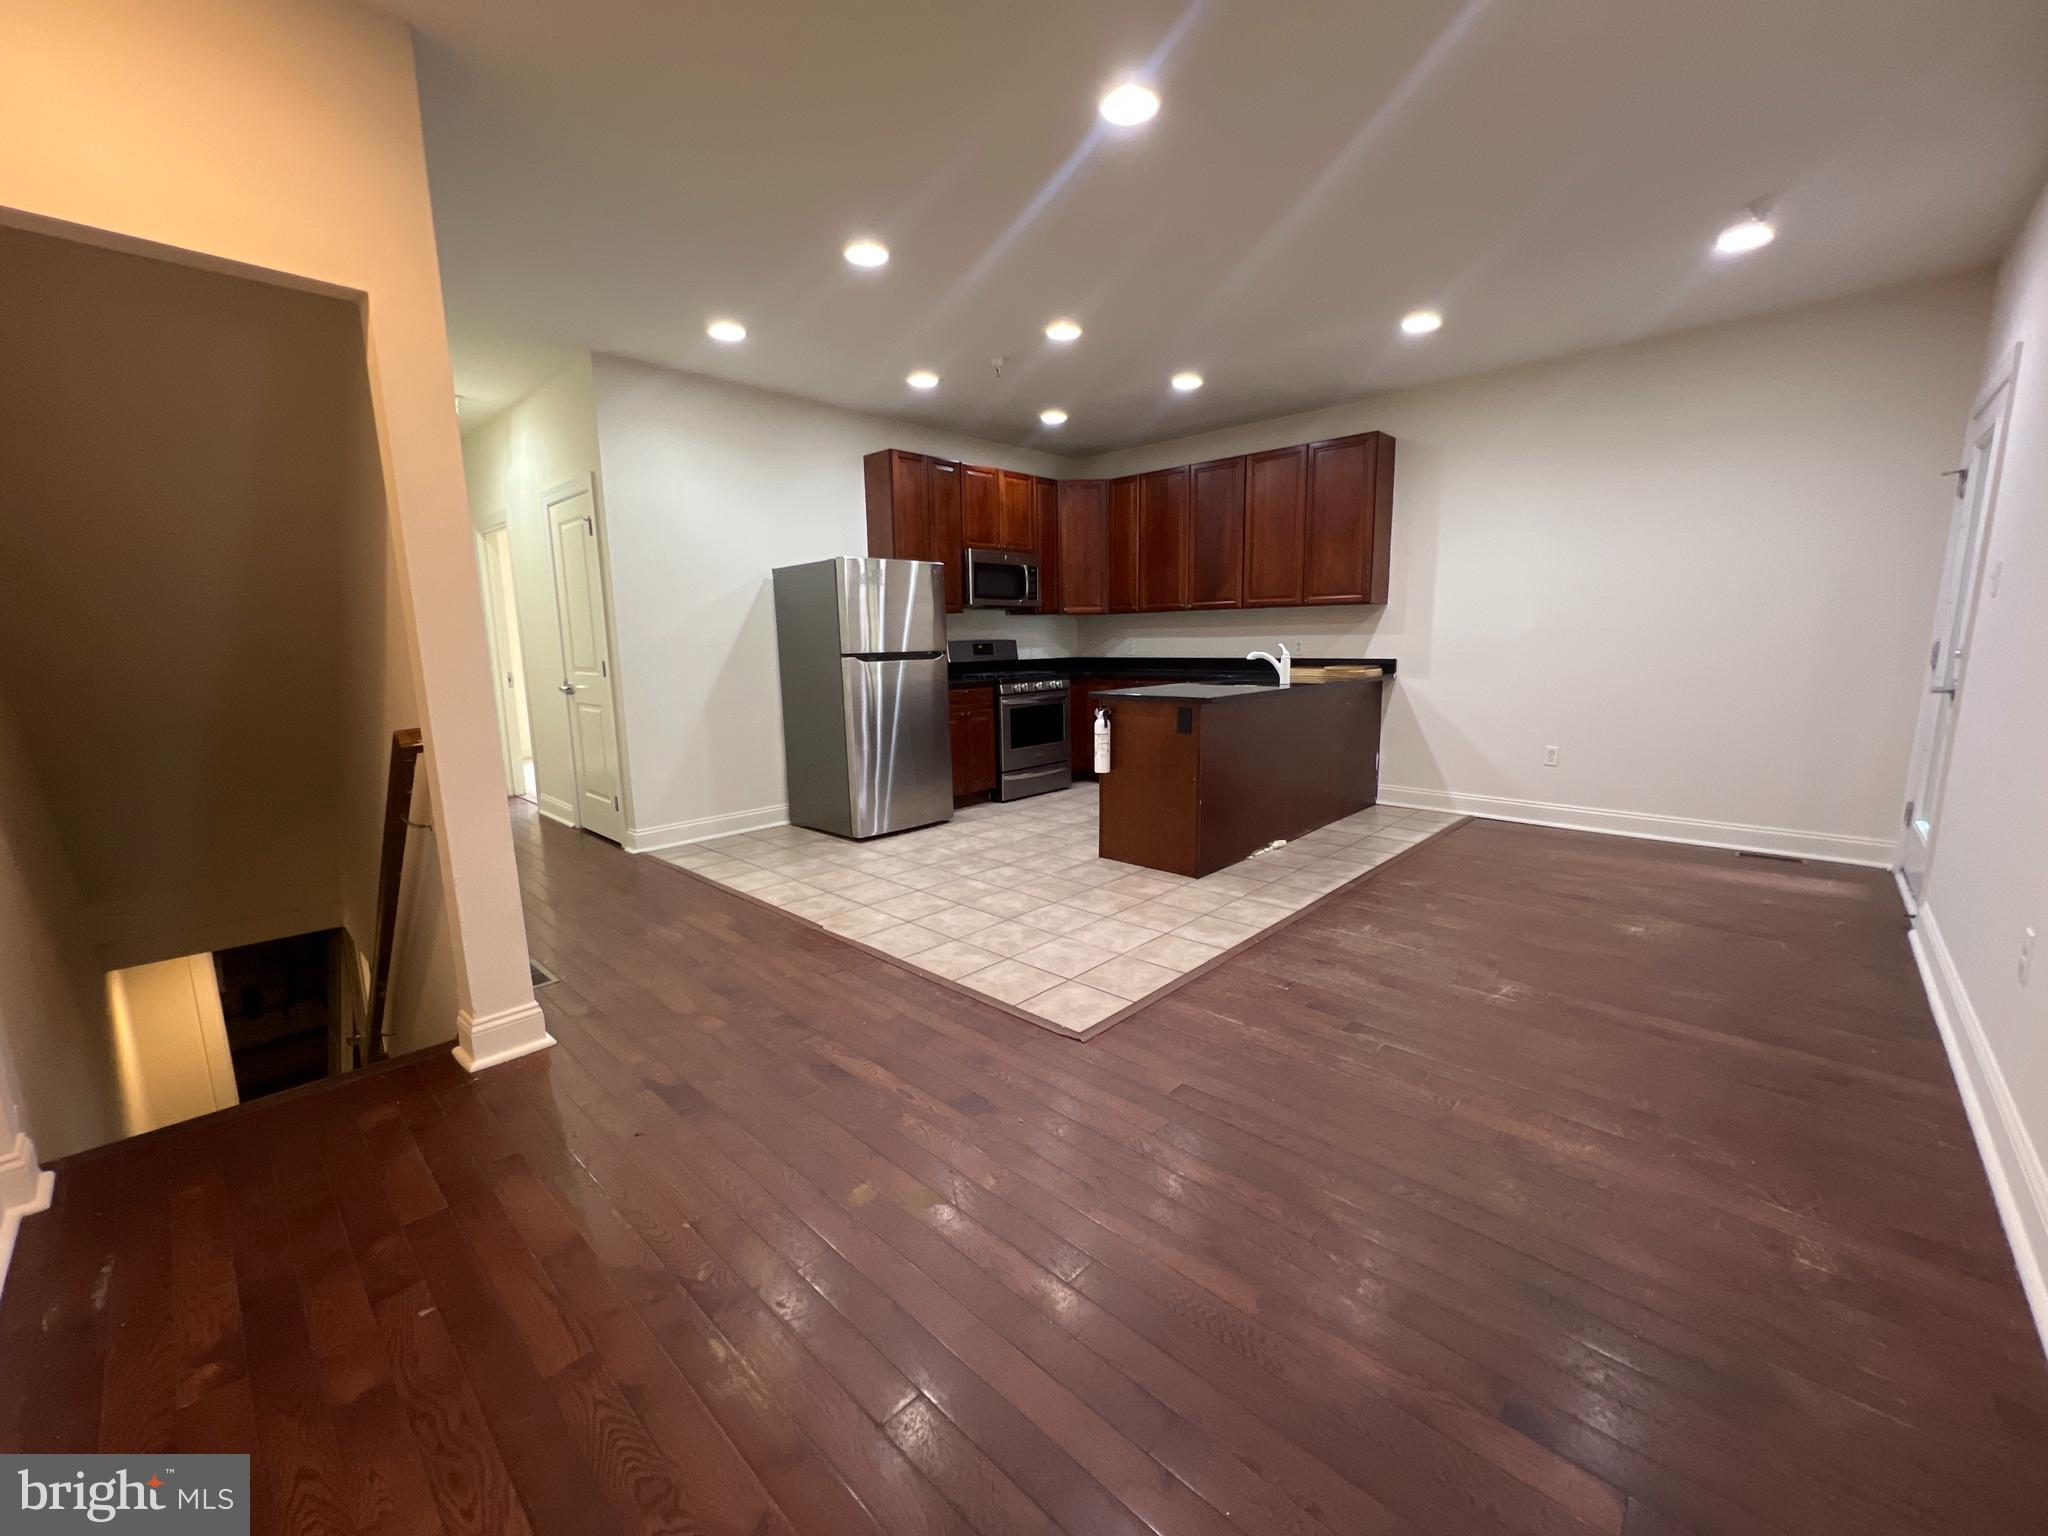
[
  {"x1": 1376, "y1": 784, "x2": 1892, "y2": 867},
  {"x1": 453, "y1": 1001, "x2": 556, "y2": 1073},
  {"x1": 1909, "y1": 904, "x2": 2048, "y2": 1360},
  {"x1": 626, "y1": 802, "x2": 790, "y2": 855},
  {"x1": 536, "y1": 793, "x2": 578, "y2": 828},
  {"x1": 0, "y1": 1132, "x2": 54, "y2": 1300}
]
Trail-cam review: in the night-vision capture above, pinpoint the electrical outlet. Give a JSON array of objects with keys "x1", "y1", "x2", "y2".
[
  {"x1": 1543, "y1": 745, "x2": 1560, "y2": 767},
  {"x1": 2022, "y1": 927, "x2": 2036, "y2": 986}
]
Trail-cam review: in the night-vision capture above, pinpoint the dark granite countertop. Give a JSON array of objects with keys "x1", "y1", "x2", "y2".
[
  {"x1": 1094, "y1": 678, "x2": 1384, "y2": 702},
  {"x1": 1093, "y1": 682, "x2": 1289, "y2": 701},
  {"x1": 946, "y1": 654, "x2": 1396, "y2": 687}
]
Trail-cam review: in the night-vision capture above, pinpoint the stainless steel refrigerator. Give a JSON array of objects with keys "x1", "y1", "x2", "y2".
[{"x1": 770, "y1": 557, "x2": 952, "y2": 839}]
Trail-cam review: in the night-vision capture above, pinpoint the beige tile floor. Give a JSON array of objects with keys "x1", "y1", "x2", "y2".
[{"x1": 660, "y1": 782, "x2": 1459, "y2": 1035}]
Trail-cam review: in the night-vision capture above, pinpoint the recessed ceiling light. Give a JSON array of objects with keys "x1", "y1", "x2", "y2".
[
  {"x1": 905, "y1": 369, "x2": 939, "y2": 390},
  {"x1": 1098, "y1": 82, "x2": 1160, "y2": 127},
  {"x1": 1039, "y1": 407, "x2": 1068, "y2": 426},
  {"x1": 1399, "y1": 309, "x2": 1443, "y2": 336},
  {"x1": 1044, "y1": 318, "x2": 1083, "y2": 343},
  {"x1": 843, "y1": 239, "x2": 890, "y2": 269},
  {"x1": 706, "y1": 318, "x2": 747, "y2": 343},
  {"x1": 1170, "y1": 371, "x2": 1203, "y2": 393},
  {"x1": 1713, "y1": 214, "x2": 1776, "y2": 257}
]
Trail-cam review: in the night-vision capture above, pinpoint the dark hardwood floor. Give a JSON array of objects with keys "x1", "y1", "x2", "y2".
[{"x1": 5, "y1": 804, "x2": 2045, "y2": 1535}]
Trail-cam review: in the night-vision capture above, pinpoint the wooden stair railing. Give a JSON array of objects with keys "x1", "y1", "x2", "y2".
[{"x1": 364, "y1": 727, "x2": 424, "y2": 1066}]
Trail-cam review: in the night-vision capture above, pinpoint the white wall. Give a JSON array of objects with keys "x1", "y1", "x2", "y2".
[
  {"x1": 1076, "y1": 274, "x2": 1992, "y2": 860},
  {"x1": 0, "y1": 690, "x2": 123, "y2": 1170},
  {"x1": 591, "y1": 358, "x2": 1070, "y2": 847},
  {"x1": 461, "y1": 357, "x2": 602, "y2": 826},
  {"x1": 338, "y1": 353, "x2": 458, "y2": 1058},
  {"x1": 1908, "y1": 184, "x2": 2048, "y2": 1349}
]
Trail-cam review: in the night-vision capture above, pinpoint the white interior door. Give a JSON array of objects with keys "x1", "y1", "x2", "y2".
[
  {"x1": 547, "y1": 484, "x2": 627, "y2": 841},
  {"x1": 1896, "y1": 368, "x2": 2012, "y2": 901}
]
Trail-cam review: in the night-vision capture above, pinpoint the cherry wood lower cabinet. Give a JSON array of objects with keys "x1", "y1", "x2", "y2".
[
  {"x1": 1057, "y1": 480, "x2": 1108, "y2": 613},
  {"x1": 948, "y1": 686, "x2": 995, "y2": 800},
  {"x1": 1098, "y1": 680, "x2": 1384, "y2": 876},
  {"x1": 1070, "y1": 675, "x2": 1182, "y2": 776}
]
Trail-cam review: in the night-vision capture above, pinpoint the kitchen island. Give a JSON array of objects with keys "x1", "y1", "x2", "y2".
[{"x1": 1095, "y1": 678, "x2": 1385, "y2": 877}]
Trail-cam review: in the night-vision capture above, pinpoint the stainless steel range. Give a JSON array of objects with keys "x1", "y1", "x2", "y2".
[{"x1": 948, "y1": 640, "x2": 1072, "y2": 801}]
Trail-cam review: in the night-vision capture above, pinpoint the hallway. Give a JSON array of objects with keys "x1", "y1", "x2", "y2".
[{"x1": 3, "y1": 804, "x2": 2044, "y2": 1535}]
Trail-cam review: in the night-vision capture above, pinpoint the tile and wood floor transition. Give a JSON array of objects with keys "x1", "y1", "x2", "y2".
[
  {"x1": 4, "y1": 804, "x2": 2046, "y2": 1535},
  {"x1": 662, "y1": 782, "x2": 1458, "y2": 1035}
]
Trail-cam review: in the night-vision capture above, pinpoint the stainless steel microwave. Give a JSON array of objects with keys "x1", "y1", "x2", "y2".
[{"x1": 963, "y1": 547, "x2": 1040, "y2": 610}]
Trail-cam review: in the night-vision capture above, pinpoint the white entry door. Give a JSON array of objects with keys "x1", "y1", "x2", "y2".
[
  {"x1": 1896, "y1": 363, "x2": 2014, "y2": 903},
  {"x1": 547, "y1": 482, "x2": 627, "y2": 842}
]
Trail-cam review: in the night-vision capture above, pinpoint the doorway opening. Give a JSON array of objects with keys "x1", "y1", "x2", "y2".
[
  {"x1": 0, "y1": 219, "x2": 460, "y2": 1161},
  {"x1": 479, "y1": 523, "x2": 537, "y2": 804},
  {"x1": 543, "y1": 477, "x2": 628, "y2": 843},
  {"x1": 105, "y1": 928, "x2": 360, "y2": 1139},
  {"x1": 1896, "y1": 350, "x2": 2017, "y2": 905},
  {"x1": 470, "y1": 478, "x2": 626, "y2": 844}
]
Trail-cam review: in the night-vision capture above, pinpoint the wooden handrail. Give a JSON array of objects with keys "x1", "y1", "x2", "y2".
[{"x1": 364, "y1": 727, "x2": 424, "y2": 1066}]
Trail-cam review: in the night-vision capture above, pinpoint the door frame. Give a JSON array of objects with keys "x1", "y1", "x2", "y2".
[
  {"x1": 540, "y1": 472, "x2": 634, "y2": 839},
  {"x1": 474, "y1": 521, "x2": 522, "y2": 795},
  {"x1": 1894, "y1": 342, "x2": 2020, "y2": 909}
]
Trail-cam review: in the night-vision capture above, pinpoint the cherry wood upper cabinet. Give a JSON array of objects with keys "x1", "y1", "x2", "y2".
[
  {"x1": 1243, "y1": 444, "x2": 1308, "y2": 606},
  {"x1": 868, "y1": 432, "x2": 1392, "y2": 613},
  {"x1": 862, "y1": 449, "x2": 931, "y2": 562},
  {"x1": 929, "y1": 458, "x2": 963, "y2": 610},
  {"x1": 961, "y1": 463, "x2": 1001, "y2": 547},
  {"x1": 1304, "y1": 432, "x2": 1395, "y2": 604},
  {"x1": 997, "y1": 470, "x2": 1036, "y2": 551},
  {"x1": 1137, "y1": 466, "x2": 1191, "y2": 610},
  {"x1": 1107, "y1": 476, "x2": 1142, "y2": 612},
  {"x1": 1033, "y1": 476, "x2": 1061, "y2": 614},
  {"x1": 1188, "y1": 455, "x2": 1246, "y2": 609},
  {"x1": 1057, "y1": 480, "x2": 1108, "y2": 614}
]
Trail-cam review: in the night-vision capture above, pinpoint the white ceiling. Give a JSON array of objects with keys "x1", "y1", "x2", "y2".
[{"x1": 387, "y1": 0, "x2": 2048, "y2": 453}]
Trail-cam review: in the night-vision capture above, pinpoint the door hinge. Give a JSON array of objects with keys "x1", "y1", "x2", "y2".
[
  {"x1": 1941, "y1": 466, "x2": 1968, "y2": 498},
  {"x1": 600, "y1": 659, "x2": 608, "y2": 679},
  {"x1": 613, "y1": 795, "x2": 621, "y2": 811},
  {"x1": 585, "y1": 515, "x2": 595, "y2": 535},
  {"x1": 1929, "y1": 638, "x2": 1941, "y2": 671},
  {"x1": 1903, "y1": 799, "x2": 1915, "y2": 826}
]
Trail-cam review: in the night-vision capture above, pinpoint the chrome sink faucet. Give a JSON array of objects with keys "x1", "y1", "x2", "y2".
[{"x1": 1246, "y1": 643, "x2": 1292, "y2": 687}]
